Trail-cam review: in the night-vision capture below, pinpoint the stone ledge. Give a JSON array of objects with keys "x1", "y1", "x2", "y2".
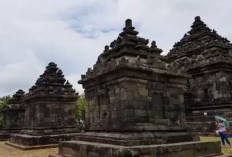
[
  {"x1": 9, "y1": 133, "x2": 79, "y2": 149},
  {"x1": 0, "y1": 133, "x2": 10, "y2": 141},
  {"x1": 5, "y1": 141, "x2": 58, "y2": 150},
  {"x1": 73, "y1": 131, "x2": 197, "y2": 146},
  {"x1": 50, "y1": 140, "x2": 226, "y2": 157}
]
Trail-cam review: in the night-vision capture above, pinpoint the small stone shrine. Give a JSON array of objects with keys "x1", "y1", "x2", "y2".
[
  {"x1": 167, "y1": 16, "x2": 232, "y2": 135},
  {"x1": 0, "y1": 90, "x2": 25, "y2": 140},
  {"x1": 50, "y1": 19, "x2": 224, "y2": 157},
  {"x1": 7, "y1": 62, "x2": 79, "y2": 149}
]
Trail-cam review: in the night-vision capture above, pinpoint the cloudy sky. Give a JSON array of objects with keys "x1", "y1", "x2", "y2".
[{"x1": 0, "y1": 0, "x2": 231, "y2": 97}]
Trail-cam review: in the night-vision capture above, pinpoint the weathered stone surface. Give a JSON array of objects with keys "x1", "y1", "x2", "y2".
[
  {"x1": 6, "y1": 133, "x2": 79, "y2": 149},
  {"x1": 0, "y1": 90, "x2": 25, "y2": 140},
  {"x1": 8, "y1": 62, "x2": 79, "y2": 148},
  {"x1": 167, "y1": 16, "x2": 232, "y2": 135},
  {"x1": 49, "y1": 140, "x2": 225, "y2": 157},
  {"x1": 78, "y1": 19, "x2": 190, "y2": 133},
  {"x1": 50, "y1": 19, "x2": 223, "y2": 157},
  {"x1": 3, "y1": 89, "x2": 25, "y2": 131}
]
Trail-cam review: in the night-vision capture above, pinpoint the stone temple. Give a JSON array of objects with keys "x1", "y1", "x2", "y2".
[
  {"x1": 167, "y1": 16, "x2": 232, "y2": 135},
  {"x1": 50, "y1": 19, "x2": 224, "y2": 157},
  {"x1": 0, "y1": 90, "x2": 25, "y2": 140},
  {"x1": 6, "y1": 62, "x2": 79, "y2": 149}
]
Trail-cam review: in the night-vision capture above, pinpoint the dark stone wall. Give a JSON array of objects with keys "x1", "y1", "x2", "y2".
[
  {"x1": 3, "y1": 109, "x2": 25, "y2": 130},
  {"x1": 188, "y1": 71, "x2": 232, "y2": 109},
  {"x1": 168, "y1": 60, "x2": 232, "y2": 110},
  {"x1": 84, "y1": 73, "x2": 187, "y2": 131},
  {"x1": 2, "y1": 89, "x2": 25, "y2": 131},
  {"x1": 24, "y1": 101, "x2": 76, "y2": 130},
  {"x1": 20, "y1": 62, "x2": 79, "y2": 135}
]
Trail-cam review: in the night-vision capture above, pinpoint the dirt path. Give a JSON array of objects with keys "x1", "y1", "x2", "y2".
[{"x1": 0, "y1": 142, "x2": 58, "y2": 157}]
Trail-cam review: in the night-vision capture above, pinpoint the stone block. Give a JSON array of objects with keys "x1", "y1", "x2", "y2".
[
  {"x1": 119, "y1": 92, "x2": 134, "y2": 100},
  {"x1": 135, "y1": 110, "x2": 148, "y2": 117},
  {"x1": 138, "y1": 87, "x2": 148, "y2": 96},
  {"x1": 120, "y1": 100, "x2": 136, "y2": 109},
  {"x1": 115, "y1": 87, "x2": 120, "y2": 94},
  {"x1": 110, "y1": 96, "x2": 119, "y2": 103},
  {"x1": 137, "y1": 101, "x2": 149, "y2": 110},
  {"x1": 123, "y1": 109, "x2": 135, "y2": 117}
]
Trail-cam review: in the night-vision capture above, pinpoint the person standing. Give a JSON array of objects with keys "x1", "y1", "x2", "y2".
[{"x1": 216, "y1": 121, "x2": 231, "y2": 148}]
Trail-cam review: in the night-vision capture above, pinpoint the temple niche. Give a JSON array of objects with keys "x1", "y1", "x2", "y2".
[
  {"x1": 50, "y1": 19, "x2": 222, "y2": 157},
  {"x1": 167, "y1": 16, "x2": 232, "y2": 134},
  {"x1": 7, "y1": 62, "x2": 79, "y2": 149},
  {"x1": 0, "y1": 90, "x2": 25, "y2": 139}
]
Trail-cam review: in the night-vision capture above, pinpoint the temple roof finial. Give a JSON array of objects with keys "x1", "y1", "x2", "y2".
[
  {"x1": 151, "y1": 41, "x2": 157, "y2": 48},
  {"x1": 195, "y1": 16, "x2": 201, "y2": 22},
  {"x1": 125, "y1": 19, "x2": 132, "y2": 27},
  {"x1": 120, "y1": 18, "x2": 138, "y2": 37},
  {"x1": 192, "y1": 16, "x2": 206, "y2": 27}
]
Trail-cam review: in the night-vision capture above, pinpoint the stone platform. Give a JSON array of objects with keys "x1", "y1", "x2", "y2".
[
  {"x1": 6, "y1": 133, "x2": 80, "y2": 150},
  {"x1": 0, "y1": 129, "x2": 22, "y2": 141},
  {"x1": 72, "y1": 131, "x2": 197, "y2": 146},
  {"x1": 0, "y1": 133, "x2": 10, "y2": 141},
  {"x1": 49, "y1": 140, "x2": 227, "y2": 157}
]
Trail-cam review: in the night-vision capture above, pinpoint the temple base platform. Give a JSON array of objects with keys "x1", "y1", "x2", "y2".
[
  {"x1": 49, "y1": 132, "x2": 231, "y2": 157},
  {"x1": 6, "y1": 133, "x2": 80, "y2": 150},
  {"x1": 49, "y1": 140, "x2": 227, "y2": 157}
]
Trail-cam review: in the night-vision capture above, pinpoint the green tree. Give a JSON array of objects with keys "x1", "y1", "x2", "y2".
[
  {"x1": 0, "y1": 95, "x2": 11, "y2": 128},
  {"x1": 76, "y1": 94, "x2": 86, "y2": 120}
]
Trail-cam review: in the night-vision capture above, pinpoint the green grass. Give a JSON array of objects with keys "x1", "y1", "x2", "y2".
[
  {"x1": 0, "y1": 142, "x2": 58, "y2": 157},
  {"x1": 200, "y1": 136, "x2": 232, "y2": 154}
]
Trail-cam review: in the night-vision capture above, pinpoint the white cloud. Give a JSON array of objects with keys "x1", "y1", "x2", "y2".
[{"x1": 0, "y1": 0, "x2": 232, "y2": 96}]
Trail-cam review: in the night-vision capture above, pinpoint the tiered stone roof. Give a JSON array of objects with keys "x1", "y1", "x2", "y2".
[
  {"x1": 80, "y1": 19, "x2": 186, "y2": 84},
  {"x1": 167, "y1": 16, "x2": 232, "y2": 60},
  {"x1": 25, "y1": 62, "x2": 77, "y2": 100},
  {"x1": 167, "y1": 16, "x2": 232, "y2": 72},
  {"x1": 4, "y1": 89, "x2": 25, "y2": 110},
  {"x1": 98, "y1": 19, "x2": 162, "y2": 62}
]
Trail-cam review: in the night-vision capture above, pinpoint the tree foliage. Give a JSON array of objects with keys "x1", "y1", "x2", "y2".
[
  {"x1": 0, "y1": 95, "x2": 11, "y2": 128},
  {"x1": 76, "y1": 94, "x2": 86, "y2": 120}
]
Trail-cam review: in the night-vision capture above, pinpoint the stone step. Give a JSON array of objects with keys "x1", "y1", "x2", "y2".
[
  {"x1": 74, "y1": 131, "x2": 195, "y2": 146},
  {"x1": 190, "y1": 104, "x2": 232, "y2": 111},
  {"x1": 190, "y1": 108, "x2": 232, "y2": 112},
  {"x1": 50, "y1": 140, "x2": 222, "y2": 157},
  {"x1": 187, "y1": 113, "x2": 232, "y2": 117},
  {"x1": 187, "y1": 109, "x2": 232, "y2": 117},
  {"x1": 186, "y1": 122, "x2": 216, "y2": 132},
  {"x1": 193, "y1": 132, "x2": 232, "y2": 137},
  {"x1": 186, "y1": 116, "x2": 216, "y2": 122}
]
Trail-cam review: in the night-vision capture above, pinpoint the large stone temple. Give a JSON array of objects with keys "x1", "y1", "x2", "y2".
[
  {"x1": 50, "y1": 19, "x2": 225, "y2": 157},
  {"x1": 167, "y1": 16, "x2": 232, "y2": 135},
  {"x1": 6, "y1": 62, "x2": 79, "y2": 149}
]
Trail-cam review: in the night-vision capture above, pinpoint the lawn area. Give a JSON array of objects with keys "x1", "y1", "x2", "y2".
[
  {"x1": 0, "y1": 142, "x2": 58, "y2": 157},
  {"x1": 200, "y1": 136, "x2": 232, "y2": 155},
  {"x1": 0, "y1": 137, "x2": 231, "y2": 156}
]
